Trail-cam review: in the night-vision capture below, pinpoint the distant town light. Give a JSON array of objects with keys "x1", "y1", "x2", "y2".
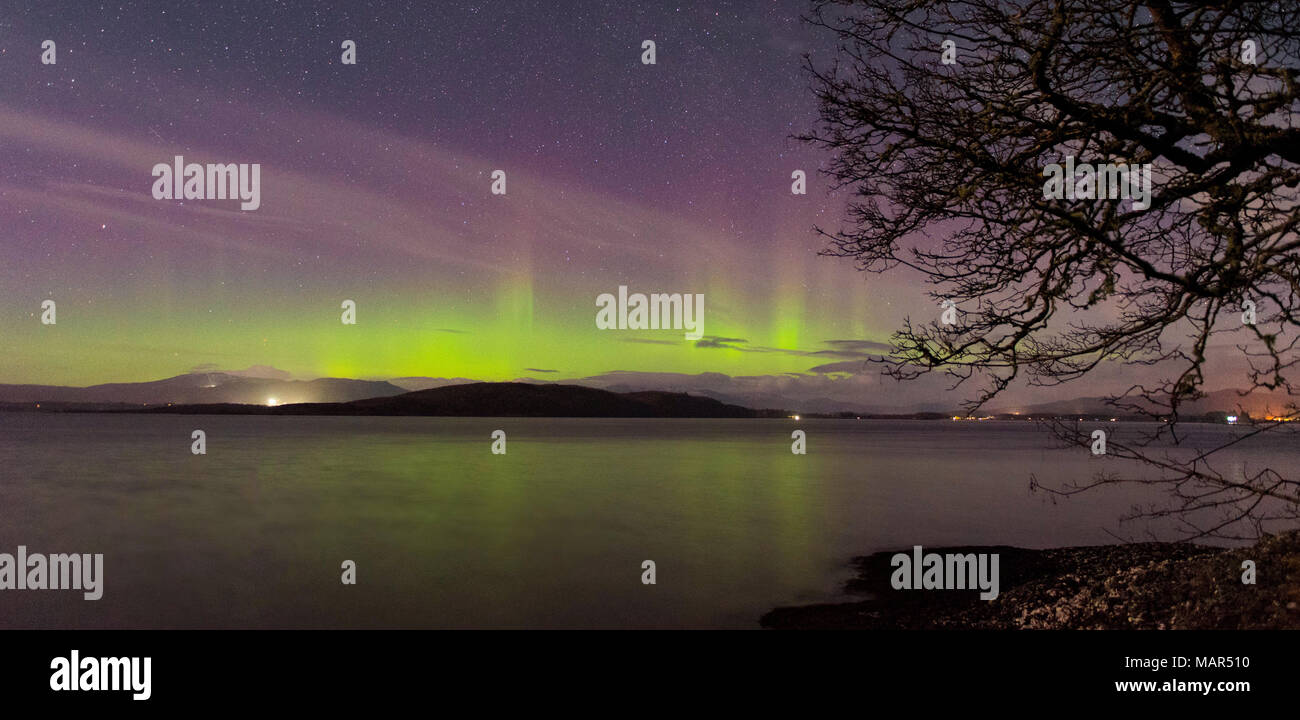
[{"x1": 1226, "y1": 415, "x2": 1238, "y2": 424}]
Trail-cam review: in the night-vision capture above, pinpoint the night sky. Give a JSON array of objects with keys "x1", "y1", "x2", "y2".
[
  {"x1": 6, "y1": 0, "x2": 1241, "y2": 412},
  {"x1": 2, "y1": 0, "x2": 929, "y2": 391}
]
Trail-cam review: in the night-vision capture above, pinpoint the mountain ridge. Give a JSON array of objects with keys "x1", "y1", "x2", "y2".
[
  {"x1": 140, "y1": 382, "x2": 785, "y2": 418},
  {"x1": 1, "y1": 372, "x2": 1292, "y2": 419},
  {"x1": 0, "y1": 373, "x2": 405, "y2": 405}
]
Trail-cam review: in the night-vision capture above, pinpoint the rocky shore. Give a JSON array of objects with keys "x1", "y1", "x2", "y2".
[{"x1": 761, "y1": 531, "x2": 1300, "y2": 629}]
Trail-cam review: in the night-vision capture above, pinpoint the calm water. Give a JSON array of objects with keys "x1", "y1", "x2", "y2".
[{"x1": 0, "y1": 414, "x2": 1296, "y2": 628}]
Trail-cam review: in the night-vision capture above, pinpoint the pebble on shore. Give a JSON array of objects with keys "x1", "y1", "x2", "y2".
[{"x1": 761, "y1": 531, "x2": 1300, "y2": 630}]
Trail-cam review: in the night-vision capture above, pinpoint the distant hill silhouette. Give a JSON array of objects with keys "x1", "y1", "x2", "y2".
[
  {"x1": 991, "y1": 388, "x2": 1297, "y2": 419},
  {"x1": 141, "y1": 382, "x2": 778, "y2": 418},
  {"x1": 3, "y1": 371, "x2": 1290, "y2": 420},
  {"x1": 0, "y1": 373, "x2": 405, "y2": 405}
]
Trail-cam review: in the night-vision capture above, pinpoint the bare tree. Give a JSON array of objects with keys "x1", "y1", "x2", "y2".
[{"x1": 801, "y1": 0, "x2": 1300, "y2": 540}]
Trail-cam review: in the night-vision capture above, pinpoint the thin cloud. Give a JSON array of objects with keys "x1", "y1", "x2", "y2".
[
  {"x1": 808, "y1": 359, "x2": 876, "y2": 374},
  {"x1": 695, "y1": 336, "x2": 753, "y2": 350}
]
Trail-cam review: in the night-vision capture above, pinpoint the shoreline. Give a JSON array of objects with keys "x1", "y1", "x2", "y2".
[
  {"x1": 0, "y1": 403, "x2": 1256, "y2": 425},
  {"x1": 761, "y1": 532, "x2": 1300, "y2": 629}
]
